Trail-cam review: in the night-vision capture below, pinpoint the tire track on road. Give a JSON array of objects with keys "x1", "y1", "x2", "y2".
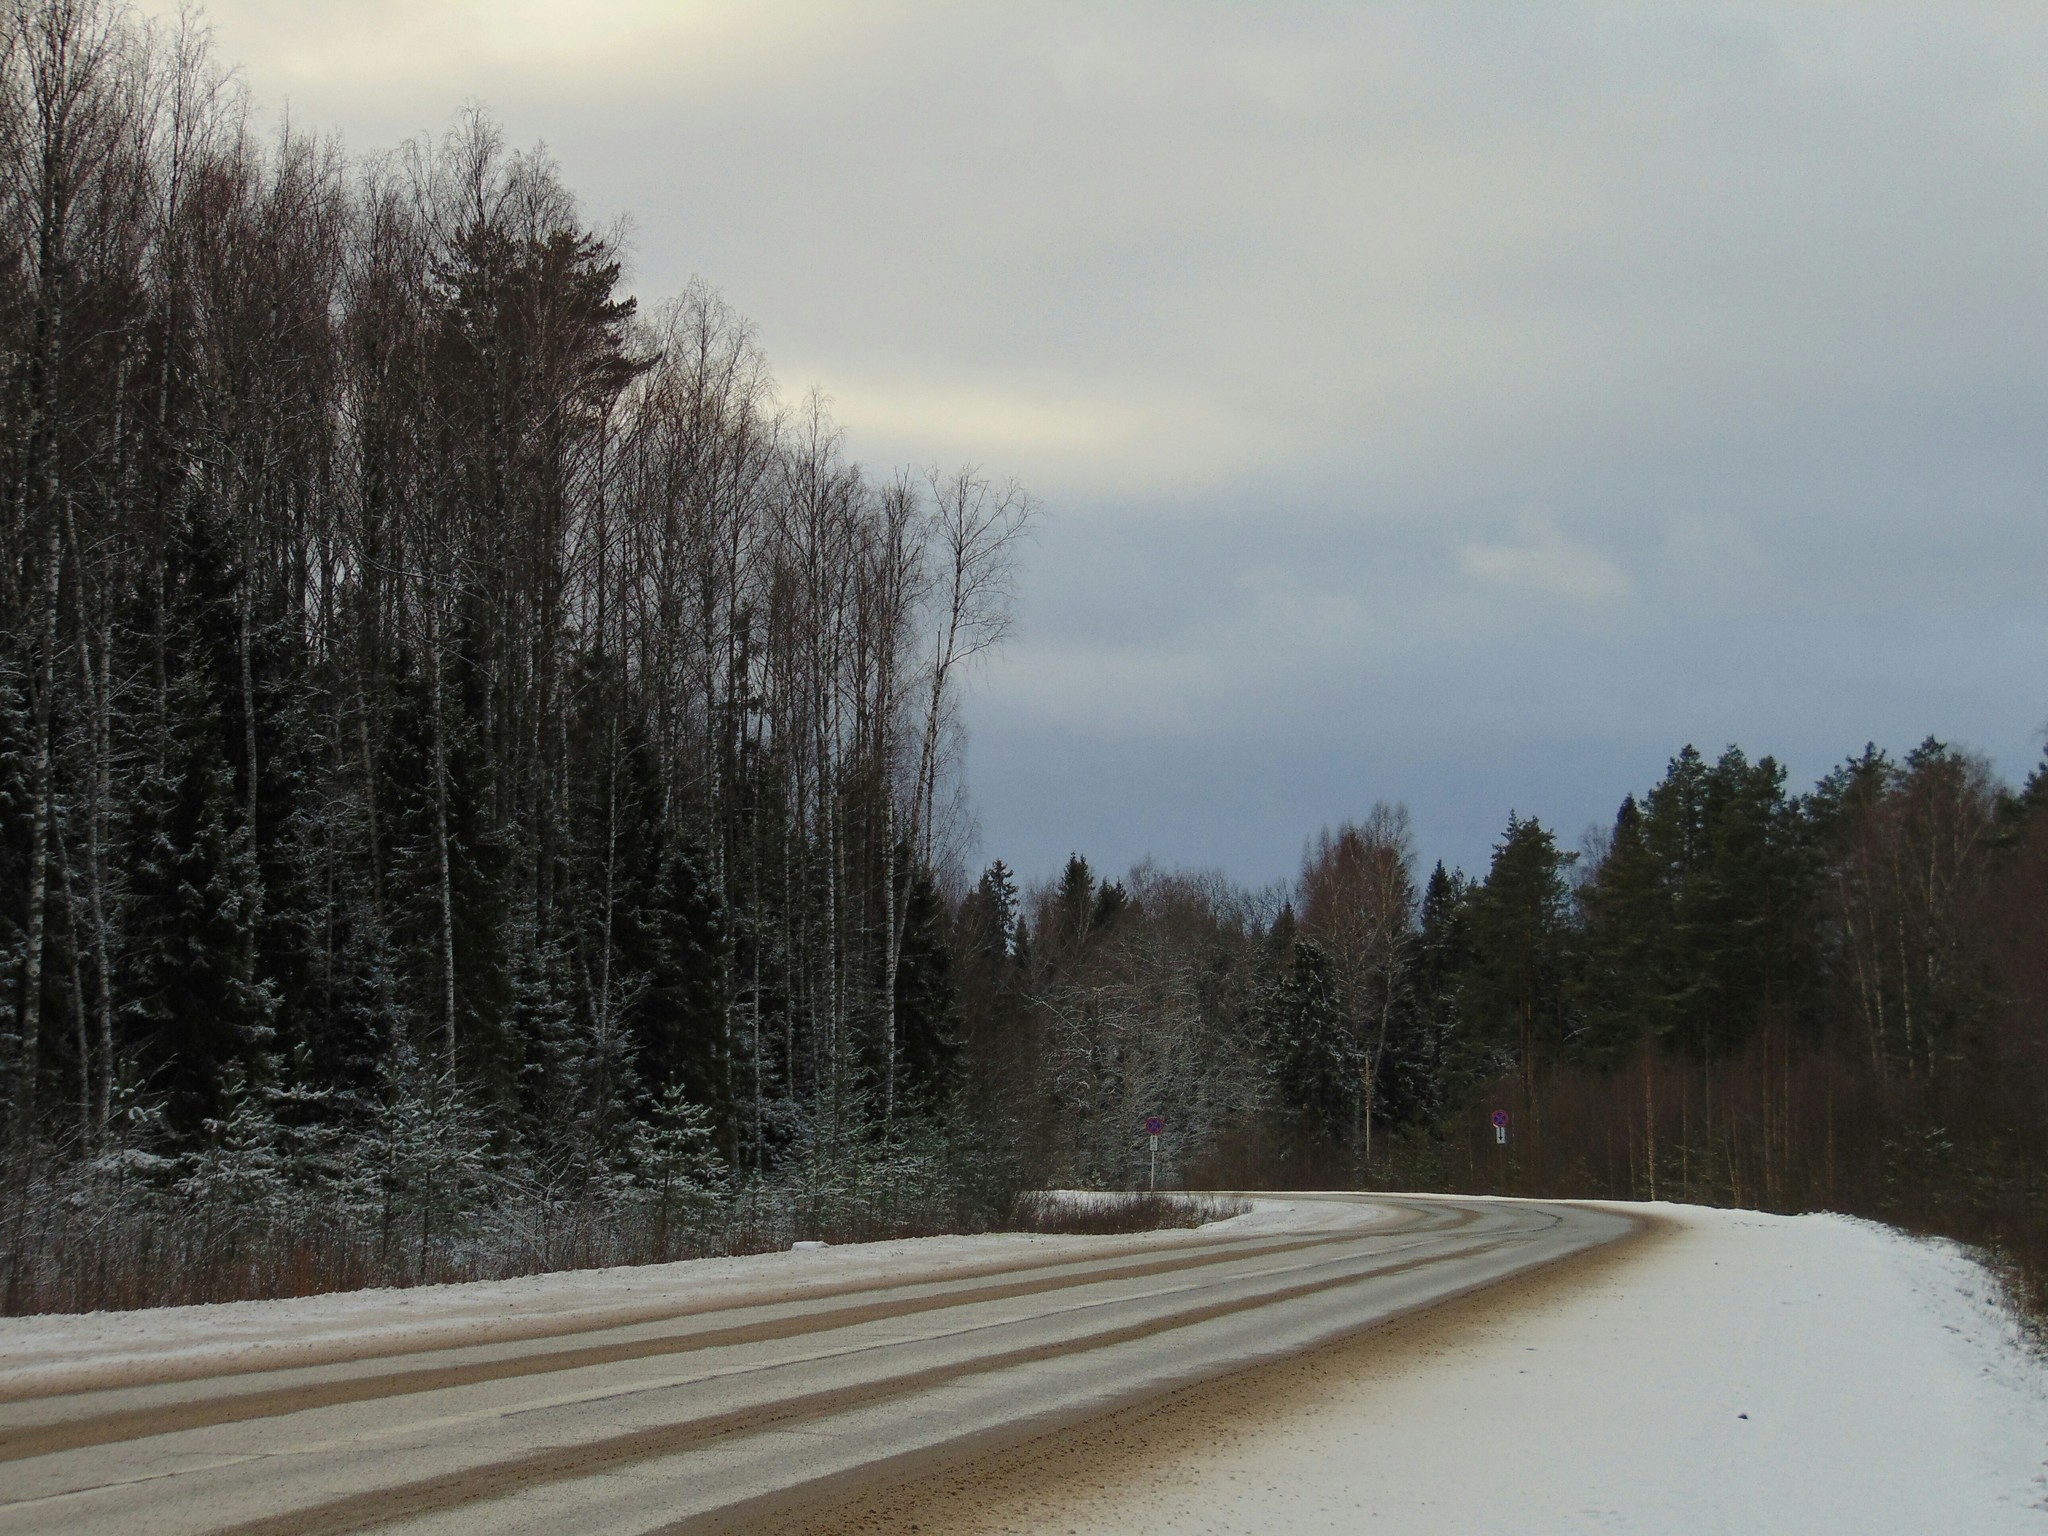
[
  {"x1": 0, "y1": 1226, "x2": 1425, "y2": 1463},
  {"x1": 676, "y1": 1206, "x2": 1659, "y2": 1536},
  {"x1": 0, "y1": 1209, "x2": 1432, "y2": 1408},
  {"x1": 192, "y1": 1229, "x2": 1527, "y2": 1536}
]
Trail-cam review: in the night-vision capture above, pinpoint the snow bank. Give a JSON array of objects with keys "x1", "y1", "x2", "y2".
[{"x1": 964, "y1": 1202, "x2": 2048, "y2": 1533}]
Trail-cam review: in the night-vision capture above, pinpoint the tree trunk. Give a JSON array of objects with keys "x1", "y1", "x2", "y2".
[
  {"x1": 1642, "y1": 1035, "x2": 1658, "y2": 1201},
  {"x1": 15, "y1": 507, "x2": 63, "y2": 1154},
  {"x1": 428, "y1": 595, "x2": 457, "y2": 1071},
  {"x1": 87, "y1": 634, "x2": 112, "y2": 1141},
  {"x1": 882, "y1": 810, "x2": 898, "y2": 1122}
]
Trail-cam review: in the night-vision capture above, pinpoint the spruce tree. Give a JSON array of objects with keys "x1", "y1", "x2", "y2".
[
  {"x1": 1465, "y1": 814, "x2": 1575, "y2": 1094},
  {"x1": 120, "y1": 514, "x2": 276, "y2": 1141},
  {"x1": 892, "y1": 865, "x2": 958, "y2": 1104},
  {"x1": 1264, "y1": 937, "x2": 1361, "y2": 1161}
]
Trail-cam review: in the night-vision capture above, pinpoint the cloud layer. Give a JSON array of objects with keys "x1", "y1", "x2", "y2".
[{"x1": 161, "y1": 0, "x2": 2048, "y2": 881}]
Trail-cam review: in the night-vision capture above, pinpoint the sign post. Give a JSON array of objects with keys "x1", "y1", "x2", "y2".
[{"x1": 1144, "y1": 1116, "x2": 1165, "y2": 1191}]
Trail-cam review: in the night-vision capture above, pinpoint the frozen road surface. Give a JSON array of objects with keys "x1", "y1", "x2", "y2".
[{"x1": 3, "y1": 1195, "x2": 2039, "y2": 1534}]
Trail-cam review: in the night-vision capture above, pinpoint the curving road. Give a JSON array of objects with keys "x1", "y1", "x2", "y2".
[{"x1": 0, "y1": 1195, "x2": 1640, "y2": 1536}]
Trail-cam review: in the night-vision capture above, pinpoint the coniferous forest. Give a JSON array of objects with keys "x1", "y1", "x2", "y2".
[
  {"x1": 3, "y1": 0, "x2": 2046, "y2": 1322},
  {"x1": 0, "y1": 0, "x2": 1034, "y2": 1309}
]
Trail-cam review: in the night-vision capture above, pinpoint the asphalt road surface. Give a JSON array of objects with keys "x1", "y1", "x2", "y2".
[{"x1": 0, "y1": 1195, "x2": 1640, "y2": 1536}]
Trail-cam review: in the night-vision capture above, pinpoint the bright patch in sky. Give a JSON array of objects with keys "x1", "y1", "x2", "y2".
[
  {"x1": 1461, "y1": 519, "x2": 1631, "y2": 603},
  {"x1": 158, "y1": 0, "x2": 2048, "y2": 884}
]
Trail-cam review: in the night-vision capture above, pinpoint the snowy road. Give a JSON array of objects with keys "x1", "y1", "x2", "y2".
[
  {"x1": 0, "y1": 1194, "x2": 1635, "y2": 1535},
  {"x1": 802, "y1": 1203, "x2": 2048, "y2": 1536}
]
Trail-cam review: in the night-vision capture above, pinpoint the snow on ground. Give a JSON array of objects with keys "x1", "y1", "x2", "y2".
[
  {"x1": 0, "y1": 1196, "x2": 1323, "y2": 1392},
  {"x1": 16, "y1": 1196, "x2": 2025, "y2": 1532},
  {"x1": 957, "y1": 1202, "x2": 2048, "y2": 1534}
]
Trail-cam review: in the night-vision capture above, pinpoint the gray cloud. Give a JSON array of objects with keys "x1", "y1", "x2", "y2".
[{"x1": 162, "y1": 0, "x2": 2048, "y2": 880}]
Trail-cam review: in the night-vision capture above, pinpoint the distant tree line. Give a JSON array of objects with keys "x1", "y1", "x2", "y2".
[{"x1": 956, "y1": 738, "x2": 2048, "y2": 1316}]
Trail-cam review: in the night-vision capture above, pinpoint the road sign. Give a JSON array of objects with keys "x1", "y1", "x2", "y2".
[
  {"x1": 1145, "y1": 1116, "x2": 1165, "y2": 1137},
  {"x1": 1496, "y1": 1125, "x2": 1508, "y2": 1145},
  {"x1": 1490, "y1": 1109, "x2": 1509, "y2": 1128}
]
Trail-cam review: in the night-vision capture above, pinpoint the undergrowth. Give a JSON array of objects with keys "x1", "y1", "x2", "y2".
[{"x1": 1007, "y1": 1190, "x2": 1251, "y2": 1235}]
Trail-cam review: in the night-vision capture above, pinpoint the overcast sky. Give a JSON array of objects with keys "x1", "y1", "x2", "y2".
[{"x1": 151, "y1": 0, "x2": 2048, "y2": 887}]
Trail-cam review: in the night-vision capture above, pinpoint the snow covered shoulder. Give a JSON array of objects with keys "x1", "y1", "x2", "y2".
[{"x1": 854, "y1": 1203, "x2": 2048, "y2": 1535}]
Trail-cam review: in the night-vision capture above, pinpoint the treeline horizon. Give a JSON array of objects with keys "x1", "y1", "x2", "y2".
[{"x1": 953, "y1": 730, "x2": 2048, "y2": 1318}]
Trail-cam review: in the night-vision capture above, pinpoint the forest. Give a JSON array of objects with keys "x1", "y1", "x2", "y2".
[
  {"x1": 0, "y1": 0, "x2": 1033, "y2": 1310},
  {"x1": 1, "y1": 0, "x2": 2043, "y2": 1323},
  {"x1": 956, "y1": 739, "x2": 2048, "y2": 1330}
]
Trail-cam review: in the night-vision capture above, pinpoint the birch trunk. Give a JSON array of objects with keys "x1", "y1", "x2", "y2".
[
  {"x1": 15, "y1": 509, "x2": 61, "y2": 1152},
  {"x1": 428, "y1": 592, "x2": 457, "y2": 1071}
]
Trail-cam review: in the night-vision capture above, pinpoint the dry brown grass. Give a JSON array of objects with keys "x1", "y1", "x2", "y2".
[{"x1": 1005, "y1": 1190, "x2": 1250, "y2": 1236}]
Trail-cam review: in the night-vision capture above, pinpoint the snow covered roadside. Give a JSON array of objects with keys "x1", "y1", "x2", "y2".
[
  {"x1": 927, "y1": 1202, "x2": 2048, "y2": 1534},
  {"x1": 0, "y1": 1195, "x2": 1327, "y2": 1395}
]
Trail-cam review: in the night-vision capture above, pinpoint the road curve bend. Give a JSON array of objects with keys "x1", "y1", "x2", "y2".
[{"x1": 0, "y1": 1194, "x2": 1640, "y2": 1536}]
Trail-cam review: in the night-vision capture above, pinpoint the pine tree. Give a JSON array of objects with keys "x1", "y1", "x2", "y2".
[
  {"x1": 1578, "y1": 794, "x2": 1673, "y2": 1066},
  {"x1": 1264, "y1": 937, "x2": 1361, "y2": 1162},
  {"x1": 1052, "y1": 853, "x2": 1094, "y2": 956},
  {"x1": 1465, "y1": 814, "x2": 1575, "y2": 1097},
  {"x1": 0, "y1": 660, "x2": 39, "y2": 1144},
  {"x1": 892, "y1": 865, "x2": 958, "y2": 1104},
  {"x1": 1091, "y1": 879, "x2": 1130, "y2": 935},
  {"x1": 628, "y1": 1079, "x2": 727, "y2": 1256},
  {"x1": 120, "y1": 513, "x2": 276, "y2": 1141},
  {"x1": 174, "y1": 1069, "x2": 290, "y2": 1272},
  {"x1": 1402, "y1": 862, "x2": 1474, "y2": 1112},
  {"x1": 356, "y1": 1042, "x2": 495, "y2": 1273},
  {"x1": 622, "y1": 845, "x2": 730, "y2": 1134}
]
